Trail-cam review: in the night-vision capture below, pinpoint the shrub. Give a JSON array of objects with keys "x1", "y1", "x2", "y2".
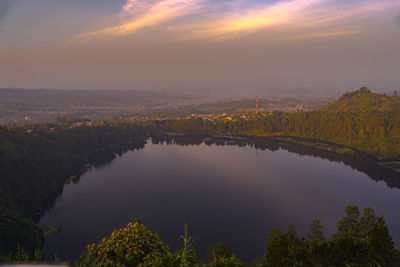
[{"x1": 77, "y1": 220, "x2": 168, "y2": 267}]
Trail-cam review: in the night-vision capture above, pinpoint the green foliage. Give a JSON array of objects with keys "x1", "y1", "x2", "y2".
[
  {"x1": 147, "y1": 226, "x2": 244, "y2": 267},
  {"x1": 153, "y1": 225, "x2": 201, "y2": 267},
  {"x1": 152, "y1": 88, "x2": 400, "y2": 160},
  {"x1": 206, "y1": 242, "x2": 244, "y2": 267},
  {"x1": 206, "y1": 242, "x2": 232, "y2": 262},
  {"x1": 206, "y1": 255, "x2": 244, "y2": 267},
  {"x1": 0, "y1": 205, "x2": 43, "y2": 255},
  {"x1": 263, "y1": 226, "x2": 308, "y2": 266},
  {"x1": 306, "y1": 220, "x2": 326, "y2": 244},
  {"x1": 0, "y1": 245, "x2": 43, "y2": 263},
  {"x1": 179, "y1": 225, "x2": 198, "y2": 267},
  {"x1": 323, "y1": 87, "x2": 400, "y2": 113},
  {"x1": 76, "y1": 220, "x2": 169, "y2": 267},
  {"x1": 2, "y1": 206, "x2": 391, "y2": 266},
  {"x1": 332, "y1": 206, "x2": 398, "y2": 266},
  {"x1": 259, "y1": 205, "x2": 399, "y2": 267}
]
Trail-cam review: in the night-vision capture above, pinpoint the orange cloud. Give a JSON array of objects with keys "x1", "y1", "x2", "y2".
[
  {"x1": 168, "y1": 0, "x2": 330, "y2": 40},
  {"x1": 72, "y1": 0, "x2": 400, "y2": 43},
  {"x1": 74, "y1": 0, "x2": 201, "y2": 43}
]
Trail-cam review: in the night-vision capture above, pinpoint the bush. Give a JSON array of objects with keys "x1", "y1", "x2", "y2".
[
  {"x1": 76, "y1": 220, "x2": 168, "y2": 267},
  {"x1": 152, "y1": 225, "x2": 201, "y2": 267},
  {"x1": 206, "y1": 242, "x2": 243, "y2": 267}
]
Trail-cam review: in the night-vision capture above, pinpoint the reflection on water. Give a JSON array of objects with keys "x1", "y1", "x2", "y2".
[
  {"x1": 151, "y1": 135, "x2": 400, "y2": 190},
  {"x1": 40, "y1": 136, "x2": 400, "y2": 263}
]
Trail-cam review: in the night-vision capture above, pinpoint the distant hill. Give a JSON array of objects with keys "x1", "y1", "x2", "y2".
[{"x1": 321, "y1": 87, "x2": 400, "y2": 112}]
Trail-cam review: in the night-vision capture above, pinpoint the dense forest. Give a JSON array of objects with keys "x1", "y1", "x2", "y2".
[{"x1": 150, "y1": 88, "x2": 400, "y2": 160}]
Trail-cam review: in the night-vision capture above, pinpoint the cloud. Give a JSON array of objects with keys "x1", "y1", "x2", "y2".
[
  {"x1": 74, "y1": 0, "x2": 202, "y2": 43},
  {"x1": 168, "y1": 0, "x2": 330, "y2": 40},
  {"x1": 72, "y1": 0, "x2": 400, "y2": 43},
  {"x1": 172, "y1": 0, "x2": 400, "y2": 41}
]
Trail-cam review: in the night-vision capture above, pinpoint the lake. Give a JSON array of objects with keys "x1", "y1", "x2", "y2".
[{"x1": 39, "y1": 136, "x2": 400, "y2": 263}]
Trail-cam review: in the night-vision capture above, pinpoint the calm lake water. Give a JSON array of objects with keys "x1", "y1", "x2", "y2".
[{"x1": 39, "y1": 137, "x2": 400, "y2": 262}]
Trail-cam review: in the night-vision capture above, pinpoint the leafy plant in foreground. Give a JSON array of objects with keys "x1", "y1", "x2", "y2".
[
  {"x1": 0, "y1": 245, "x2": 43, "y2": 263},
  {"x1": 76, "y1": 220, "x2": 168, "y2": 267},
  {"x1": 153, "y1": 225, "x2": 201, "y2": 267}
]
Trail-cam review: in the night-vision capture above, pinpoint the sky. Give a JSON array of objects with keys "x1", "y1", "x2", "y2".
[{"x1": 0, "y1": 0, "x2": 399, "y2": 92}]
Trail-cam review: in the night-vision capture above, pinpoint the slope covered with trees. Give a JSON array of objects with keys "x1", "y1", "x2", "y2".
[
  {"x1": 322, "y1": 87, "x2": 400, "y2": 112},
  {"x1": 151, "y1": 88, "x2": 400, "y2": 160},
  {"x1": 0, "y1": 123, "x2": 147, "y2": 255}
]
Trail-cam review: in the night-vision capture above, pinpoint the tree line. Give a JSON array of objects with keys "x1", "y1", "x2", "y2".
[
  {"x1": 149, "y1": 109, "x2": 400, "y2": 160},
  {"x1": 148, "y1": 88, "x2": 400, "y2": 160},
  {"x1": 4, "y1": 206, "x2": 399, "y2": 266}
]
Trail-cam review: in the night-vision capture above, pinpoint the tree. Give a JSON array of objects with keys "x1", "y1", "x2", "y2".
[
  {"x1": 262, "y1": 206, "x2": 399, "y2": 266},
  {"x1": 152, "y1": 225, "x2": 201, "y2": 267},
  {"x1": 77, "y1": 220, "x2": 168, "y2": 266},
  {"x1": 306, "y1": 220, "x2": 325, "y2": 244},
  {"x1": 263, "y1": 226, "x2": 304, "y2": 266},
  {"x1": 206, "y1": 242, "x2": 232, "y2": 262},
  {"x1": 336, "y1": 205, "x2": 361, "y2": 238},
  {"x1": 206, "y1": 242, "x2": 243, "y2": 267}
]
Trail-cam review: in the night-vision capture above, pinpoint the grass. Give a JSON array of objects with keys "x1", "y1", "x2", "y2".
[
  {"x1": 1, "y1": 246, "x2": 66, "y2": 265},
  {"x1": 335, "y1": 147, "x2": 355, "y2": 156},
  {"x1": 0, "y1": 246, "x2": 43, "y2": 263},
  {"x1": 377, "y1": 161, "x2": 400, "y2": 173}
]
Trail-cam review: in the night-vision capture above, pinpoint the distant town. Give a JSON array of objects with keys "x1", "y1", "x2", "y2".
[{"x1": 0, "y1": 88, "x2": 333, "y2": 125}]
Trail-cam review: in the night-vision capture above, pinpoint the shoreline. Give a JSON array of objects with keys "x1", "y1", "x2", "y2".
[{"x1": 155, "y1": 132, "x2": 400, "y2": 174}]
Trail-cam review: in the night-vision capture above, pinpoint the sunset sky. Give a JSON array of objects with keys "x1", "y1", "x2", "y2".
[{"x1": 0, "y1": 0, "x2": 399, "y2": 91}]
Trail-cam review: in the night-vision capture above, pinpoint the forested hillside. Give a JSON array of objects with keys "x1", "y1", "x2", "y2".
[
  {"x1": 322, "y1": 87, "x2": 400, "y2": 112},
  {"x1": 151, "y1": 88, "x2": 400, "y2": 159},
  {"x1": 0, "y1": 123, "x2": 147, "y2": 255}
]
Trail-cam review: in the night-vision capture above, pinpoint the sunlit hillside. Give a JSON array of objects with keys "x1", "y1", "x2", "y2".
[{"x1": 322, "y1": 87, "x2": 400, "y2": 112}]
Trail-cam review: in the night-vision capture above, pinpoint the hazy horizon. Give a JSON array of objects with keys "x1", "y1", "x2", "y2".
[{"x1": 0, "y1": 0, "x2": 399, "y2": 92}]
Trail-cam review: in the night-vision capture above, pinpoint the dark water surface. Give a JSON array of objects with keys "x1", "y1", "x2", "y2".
[{"x1": 39, "y1": 137, "x2": 400, "y2": 262}]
